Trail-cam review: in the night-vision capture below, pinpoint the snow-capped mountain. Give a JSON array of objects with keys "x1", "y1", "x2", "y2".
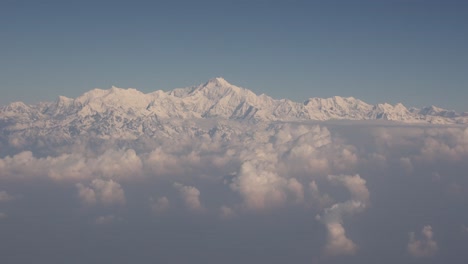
[{"x1": 1, "y1": 77, "x2": 467, "y2": 147}]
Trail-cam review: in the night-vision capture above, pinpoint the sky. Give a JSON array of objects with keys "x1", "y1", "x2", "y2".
[{"x1": 1, "y1": 0, "x2": 467, "y2": 111}]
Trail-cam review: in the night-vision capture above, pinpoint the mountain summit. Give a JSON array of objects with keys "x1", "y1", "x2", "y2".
[
  {"x1": 1, "y1": 78, "x2": 467, "y2": 143},
  {"x1": 204, "y1": 77, "x2": 232, "y2": 87}
]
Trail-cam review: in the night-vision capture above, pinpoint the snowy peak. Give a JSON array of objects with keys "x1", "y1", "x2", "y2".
[
  {"x1": 175, "y1": 78, "x2": 263, "y2": 119},
  {"x1": 303, "y1": 96, "x2": 373, "y2": 120},
  {"x1": 169, "y1": 77, "x2": 237, "y2": 98},
  {"x1": 193, "y1": 77, "x2": 254, "y2": 99},
  {"x1": 418, "y1": 105, "x2": 460, "y2": 118},
  {"x1": 203, "y1": 77, "x2": 232, "y2": 87},
  {"x1": 72, "y1": 86, "x2": 154, "y2": 115}
]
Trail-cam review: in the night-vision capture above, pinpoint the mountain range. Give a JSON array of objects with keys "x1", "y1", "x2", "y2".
[{"x1": 1, "y1": 77, "x2": 467, "y2": 145}]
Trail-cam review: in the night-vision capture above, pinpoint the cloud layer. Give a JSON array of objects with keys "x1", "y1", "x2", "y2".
[{"x1": 0, "y1": 122, "x2": 467, "y2": 263}]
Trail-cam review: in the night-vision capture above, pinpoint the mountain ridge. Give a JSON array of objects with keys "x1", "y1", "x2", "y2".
[{"x1": 1, "y1": 77, "x2": 467, "y2": 144}]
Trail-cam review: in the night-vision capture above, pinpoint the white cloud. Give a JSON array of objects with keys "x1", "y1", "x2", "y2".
[
  {"x1": 90, "y1": 149, "x2": 143, "y2": 180},
  {"x1": 287, "y1": 178, "x2": 304, "y2": 204},
  {"x1": 76, "y1": 183, "x2": 97, "y2": 206},
  {"x1": 408, "y1": 225, "x2": 438, "y2": 258},
  {"x1": 317, "y1": 174, "x2": 369, "y2": 256},
  {"x1": 317, "y1": 200, "x2": 366, "y2": 256},
  {"x1": 230, "y1": 160, "x2": 288, "y2": 211},
  {"x1": 0, "y1": 151, "x2": 48, "y2": 179},
  {"x1": 91, "y1": 179, "x2": 126, "y2": 206},
  {"x1": 149, "y1": 196, "x2": 170, "y2": 214},
  {"x1": 327, "y1": 174, "x2": 370, "y2": 205},
  {"x1": 323, "y1": 222, "x2": 358, "y2": 256},
  {"x1": 0, "y1": 149, "x2": 143, "y2": 181},
  {"x1": 76, "y1": 179, "x2": 126, "y2": 206},
  {"x1": 0, "y1": 191, "x2": 14, "y2": 202},
  {"x1": 46, "y1": 153, "x2": 91, "y2": 180},
  {"x1": 174, "y1": 182, "x2": 204, "y2": 212},
  {"x1": 308, "y1": 181, "x2": 334, "y2": 209}
]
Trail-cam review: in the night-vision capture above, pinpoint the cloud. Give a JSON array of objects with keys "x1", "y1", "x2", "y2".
[
  {"x1": 173, "y1": 182, "x2": 204, "y2": 212},
  {"x1": 417, "y1": 128, "x2": 468, "y2": 162},
  {"x1": 91, "y1": 179, "x2": 126, "y2": 206},
  {"x1": 76, "y1": 183, "x2": 97, "y2": 206},
  {"x1": 0, "y1": 149, "x2": 143, "y2": 181},
  {"x1": 219, "y1": 206, "x2": 236, "y2": 219},
  {"x1": 3, "y1": 120, "x2": 468, "y2": 262},
  {"x1": 149, "y1": 196, "x2": 170, "y2": 214},
  {"x1": 323, "y1": 222, "x2": 358, "y2": 256},
  {"x1": 0, "y1": 151, "x2": 48, "y2": 179},
  {"x1": 76, "y1": 179, "x2": 126, "y2": 206},
  {"x1": 89, "y1": 149, "x2": 143, "y2": 180},
  {"x1": 0, "y1": 212, "x2": 6, "y2": 219},
  {"x1": 327, "y1": 174, "x2": 370, "y2": 204},
  {"x1": 408, "y1": 225, "x2": 438, "y2": 258},
  {"x1": 0, "y1": 191, "x2": 14, "y2": 202},
  {"x1": 229, "y1": 160, "x2": 282, "y2": 210},
  {"x1": 317, "y1": 200, "x2": 366, "y2": 256},
  {"x1": 308, "y1": 181, "x2": 333, "y2": 209},
  {"x1": 317, "y1": 174, "x2": 369, "y2": 256},
  {"x1": 287, "y1": 178, "x2": 304, "y2": 204}
]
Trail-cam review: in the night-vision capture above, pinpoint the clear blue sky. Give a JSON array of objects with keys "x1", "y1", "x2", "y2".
[{"x1": 1, "y1": 0, "x2": 467, "y2": 111}]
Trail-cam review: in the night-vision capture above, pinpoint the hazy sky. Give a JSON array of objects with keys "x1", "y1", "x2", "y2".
[{"x1": 1, "y1": 0, "x2": 467, "y2": 111}]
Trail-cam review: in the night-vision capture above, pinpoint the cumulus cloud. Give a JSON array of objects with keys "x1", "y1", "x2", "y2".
[
  {"x1": 173, "y1": 182, "x2": 204, "y2": 212},
  {"x1": 230, "y1": 160, "x2": 286, "y2": 210},
  {"x1": 149, "y1": 196, "x2": 170, "y2": 214},
  {"x1": 323, "y1": 222, "x2": 358, "y2": 256},
  {"x1": 308, "y1": 181, "x2": 333, "y2": 209},
  {"x1": 317, "y1": 174, "x2": 369, "y2": 256},
  {"x1": 91, "y1": 179, "x2": 126, "y2": 206},
  {"x1": 276, "y1": 125, "x2": 358, "y2": 177},
  {"x1": 0, "y1": 191, "x2": 14, "y2": 202},
  {"x1": 417, "y1": 128, "x2": 468, "y2": 162},
  {"x1": 76, "y1": 179, "x2": 126, "y2": 206},
  {"x1": 370, "y1": 127, "x2": 468, "y2": 167},
  {"x1": 0, "y1": 151, "x2": 48, "y2": 179},
  {"x1": 90, "y1": 149, "x2": 143, "y2": 180},
  {"x1": 318, "y1": 201, "x2": 366, "y2": 256},
  {"x1": 287, "y1": 178, "x2": 304, "y2": 204},
  {"x1": 327, "y1": 174, "x2": 370, "y2": 204},
  {"x1": 76, "y1": 183, "x2": 97, "y2": 206},
  {"x1": 408, "y1": 225, "x2": 438, "y2": 258},
  {"x1": 0, "y1": 149, "x2": 143, "y2": 181}
]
